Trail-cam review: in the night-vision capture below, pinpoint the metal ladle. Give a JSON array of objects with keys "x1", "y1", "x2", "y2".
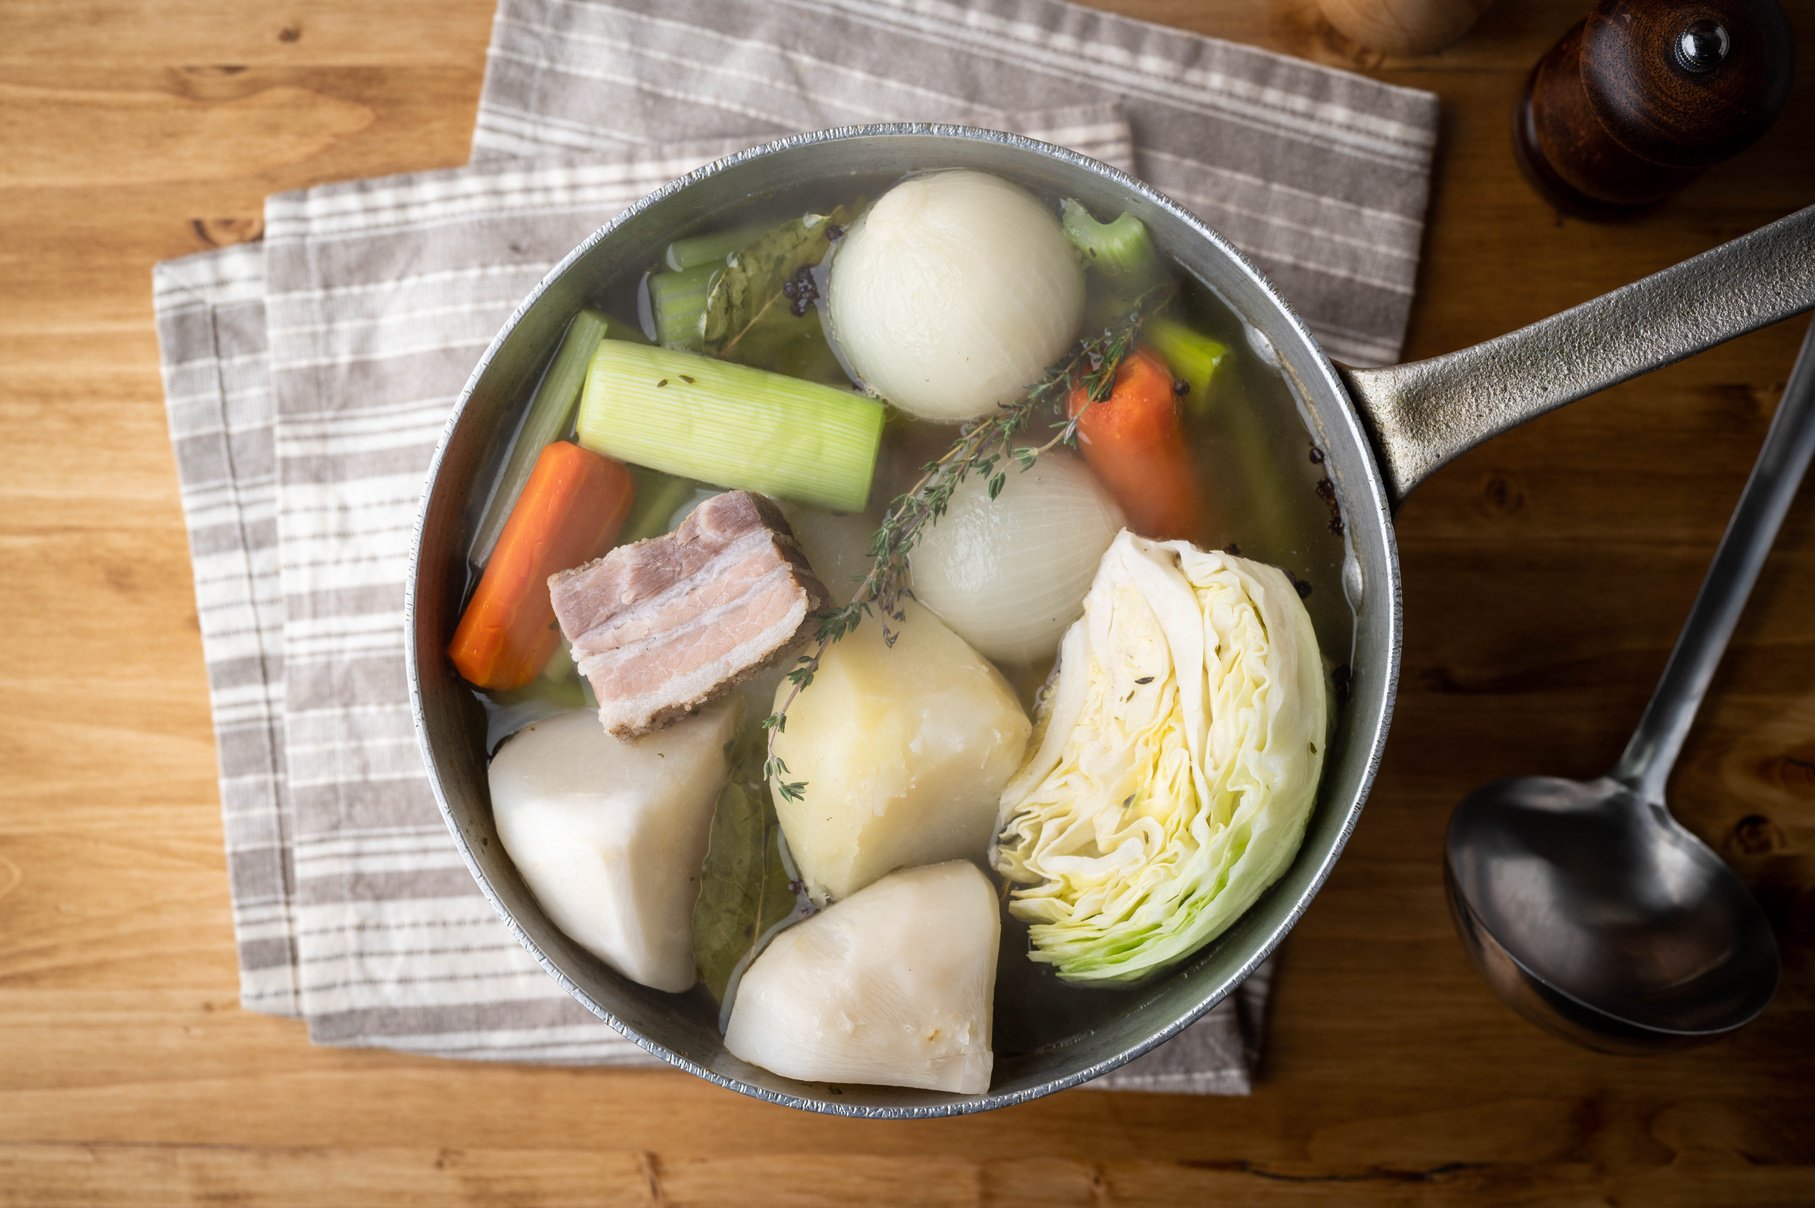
[{"x1": 1445, "y1": 319, "x2": 1815, "y2": 1053}]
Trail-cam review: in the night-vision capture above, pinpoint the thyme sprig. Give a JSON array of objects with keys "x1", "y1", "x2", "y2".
[{"x1": 761, "y1": 283, "x2": 1177, "y2": 802}]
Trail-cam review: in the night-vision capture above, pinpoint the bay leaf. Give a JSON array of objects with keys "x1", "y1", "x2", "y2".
[
  {"x1": 701, "y1": 204, "x2": 854, "y2": 377},
  {"x1": 692, "y1": 723, "x2": 801, "y2": 1004}
]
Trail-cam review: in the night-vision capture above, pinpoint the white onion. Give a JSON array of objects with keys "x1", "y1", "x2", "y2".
[
  {"x1": 827, "y1": 171, "x2": 1084, "y2": 423},
  {"x1": 910, "y1": 453, "x2": 1124, "y2": 664}
]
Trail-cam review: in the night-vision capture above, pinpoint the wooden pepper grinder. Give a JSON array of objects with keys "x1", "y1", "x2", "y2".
[{"x1": 1516, "y1": 0, "x2": 1794, "y2": 217}]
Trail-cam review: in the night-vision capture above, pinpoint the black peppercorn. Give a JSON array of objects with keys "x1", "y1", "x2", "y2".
[{"x1": 785, "y1": 266, "x2": 819, "y2": 316}]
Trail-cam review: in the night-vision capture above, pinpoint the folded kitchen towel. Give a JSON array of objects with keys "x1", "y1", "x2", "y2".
[{"x1": 154, "y1": 0, "x2": 1437, "y2": 1092}]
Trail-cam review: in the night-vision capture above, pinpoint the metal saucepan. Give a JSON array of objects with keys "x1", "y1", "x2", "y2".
[{"x1": 405, "y1": 124, "x2": 1815, "y2": 1117}]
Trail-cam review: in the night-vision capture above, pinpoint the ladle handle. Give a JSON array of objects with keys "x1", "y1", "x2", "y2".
[
  {"x1": 1342, "y1": 203, "x2": 1815, "y2": 506},
  {"x1": 1610, "y1": 318, "x2": 1815, "y2": 800}
]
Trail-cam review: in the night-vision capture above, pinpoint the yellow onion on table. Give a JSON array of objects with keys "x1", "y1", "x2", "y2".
[{"x1": 826, "y1": 170, "x2": 1085, "y2": 423}]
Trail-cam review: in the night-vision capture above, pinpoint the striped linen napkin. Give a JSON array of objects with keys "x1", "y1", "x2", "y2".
[{"x1": 154, "y1": 0, "x2": 1437, "y2": 1092}]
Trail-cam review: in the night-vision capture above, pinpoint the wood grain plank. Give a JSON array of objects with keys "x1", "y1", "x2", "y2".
[
  {"x1": 0, "y1": 1, "x2": 495, "y2": 68},
  {"x1": 0, "y1": 1142, "x2": 662, "y2": 1208}
]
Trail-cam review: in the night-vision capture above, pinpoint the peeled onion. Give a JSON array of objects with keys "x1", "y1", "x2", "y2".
[
  {"x1": 910, "y1": 453, "x2": 1125, "y2": 664},
  {"x1": 827, "y1": 171, "x2": 1084, "y2": 423}
]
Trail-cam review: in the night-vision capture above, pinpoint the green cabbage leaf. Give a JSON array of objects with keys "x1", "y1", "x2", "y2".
[{"x1": 992, "y1": 531, "x2": 1328, "y2": 984}]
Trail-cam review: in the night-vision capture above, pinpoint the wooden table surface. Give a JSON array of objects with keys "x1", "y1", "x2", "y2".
[{"x1": 3, "y1": 0, "x2": 1812, "y2": 1203}]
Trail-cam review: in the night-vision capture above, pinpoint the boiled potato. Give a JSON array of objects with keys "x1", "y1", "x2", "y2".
[{"x1": 768, "y1": 600, "x2": 1030, "y2": 902}]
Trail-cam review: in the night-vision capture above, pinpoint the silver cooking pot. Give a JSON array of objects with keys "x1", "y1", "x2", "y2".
[{"x1": 406, "y1": 124, "x2": 1815, "y2": 1117}]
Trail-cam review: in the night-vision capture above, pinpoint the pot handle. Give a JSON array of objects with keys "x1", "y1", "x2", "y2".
[{"x1": 1342, "y1": 204, "x2": 1815, "y2": 507}]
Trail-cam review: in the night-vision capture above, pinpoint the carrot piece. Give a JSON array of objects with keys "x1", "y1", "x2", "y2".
[
  {"x1": 448, "y1": 441, "x2": 634, "y2": 691},
  {"x1": 1068, "y1": 346, "x2": 1204, "y2": 541}
]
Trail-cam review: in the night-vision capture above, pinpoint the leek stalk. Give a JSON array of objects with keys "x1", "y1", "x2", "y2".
[
  {"x1": 578, "y1": 342, "x2": 883, "y2": 514},
  {"x1": 470, "y1": 307, "x2": 612, "y2": 566},
  {"x1": 646, "y1": 264, "x2": 717, "y2": 351},
  {"x1": 665, "y1": 221, "x2": 769, "y2": 271}
]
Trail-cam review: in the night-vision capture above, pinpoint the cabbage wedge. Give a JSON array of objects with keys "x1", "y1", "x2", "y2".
[{"x1": 993, "y1": 531, "x2": 1328, "y2": 984}]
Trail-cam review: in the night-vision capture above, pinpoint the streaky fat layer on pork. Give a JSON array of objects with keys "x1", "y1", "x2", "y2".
[{"x1": 549, "y1": 490, "x2": 827, "y2": 738}]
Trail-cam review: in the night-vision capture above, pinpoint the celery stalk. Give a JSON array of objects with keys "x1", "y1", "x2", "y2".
[
  {"x1": 618, "y1": 467, "x2": 699, "y2": 543},
  {"x1": 470, "y1": 307, "x2": 612, "y2": 566},
  {"x1": 578, "y1": 342, "x2": 883, "y2": 513},
  {"x1": 1061, "y1": 200, "x2": 1161, "y2": 282},
  {"x1": 665, "y1": 222, "x2": 769, "y2": 272},
  {"x1": 1146, "y1": 316, "x2": 1229, "y2": 419},
  {"x1": 646, "y1": 264, "x2": 717, "y2": 351}
]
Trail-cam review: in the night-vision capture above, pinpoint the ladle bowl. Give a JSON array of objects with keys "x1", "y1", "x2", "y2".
[{"x1": 1447, "y1": 775, "x2": 1779, "y2": 1052}]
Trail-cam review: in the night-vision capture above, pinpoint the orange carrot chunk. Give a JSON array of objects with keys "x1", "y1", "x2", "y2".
[
  {"x1": 448, "y1": 441, "x2": 635, "y2": 691},
  {"x1": 1067, "y1": 345, "x2": 1204, "y2": 541}
]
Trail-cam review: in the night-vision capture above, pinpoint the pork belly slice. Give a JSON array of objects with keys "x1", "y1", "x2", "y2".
[{"x1": 549, "y1": 490, "x2": 830, "y2": 738}]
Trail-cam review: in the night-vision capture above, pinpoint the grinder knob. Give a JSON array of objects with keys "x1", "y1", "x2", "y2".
[{"x1": 1515, "y1": 0, "x2": 1794, "y2": 216}]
